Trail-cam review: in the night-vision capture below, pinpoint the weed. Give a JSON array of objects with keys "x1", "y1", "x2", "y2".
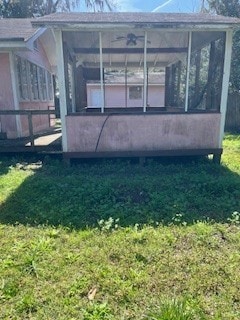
[
  {"x1": 16, "y1": 294, "x2": 38, "y2": 314},
  {"x1": 97, "y1": 217, "x2": 120, "y2": 232},
  {"x1": 83, "y1": 303, "x2": 113, "y2": 320},
  {"x1": 228, "y1": 211, "x2": 240, "y2": 225},
  {"x1": 0, "y1": 279, "x2": 19, "y2": 299},
  {"x1": 147, "y1": 298, "x2": 205, "y2": 320}
]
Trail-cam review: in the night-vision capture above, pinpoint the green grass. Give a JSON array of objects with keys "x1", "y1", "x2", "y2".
[{"x1": 0, "y1": 134, "x2": 240, "y2": 319}]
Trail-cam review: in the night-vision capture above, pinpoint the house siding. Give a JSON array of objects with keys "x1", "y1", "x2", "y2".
[
  {"x1": 87, "y1": 84, "x2": 165, "y2": 108},
  {"x1": 0, "y1": 52, "x2": 17, "y2": 138}
]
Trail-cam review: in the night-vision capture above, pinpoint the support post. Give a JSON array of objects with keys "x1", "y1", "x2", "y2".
[
  {"x1": 54, "y1": 29, "x2": 68, "y2": 152},
  {"x1": 99, "y1": 32, "x2": 104, "y2": 113},
  {"x1": 176, "y1": 61, "x2": 182, "y2": 107},
  {"x1": 125, "y1": 67, "x2": 128, "y2": 108},
  {"x1": 28, "y1": 112, "x2": 34, "y2": 147},
  {"x1": 9, "y1": 51, "x2": 22, "y2": 137},
  {"x1": 143, "y1": 31, "x2": 148, "y2": 112},
  {"x1": 165, "y1": 66, "x2": 171, "y2": 107},
  {"x1": 185, "y1": 31, "x2": 192, "y2": 112},
  {"x1": 219, "y1": 30, "x2": 233, "y2": 147}
]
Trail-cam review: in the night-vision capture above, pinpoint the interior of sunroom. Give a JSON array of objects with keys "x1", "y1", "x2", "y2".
[{"x1": 62, "y1": 29, "x2": 226, "y2": 114}]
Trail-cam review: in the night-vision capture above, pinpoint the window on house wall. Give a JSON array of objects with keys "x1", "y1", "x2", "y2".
[
  {"x1": 47, "y1": 71, "x2": 54, "y2": 100},
  {"x1": 38, "y1": 67, "x2": 47, "y2": 100},
  {"x1": 15, "y1": 55, "x2": 53, "y2": 102},
  {"x1": 29, "y1": 63, "x2": 39, "y2": 100},
  {"x1": 16, "y1": 57, "x2": 30, "y2": 100},
  {"x1": 129, "y1": 86, "x2": 142, "y2": 100}
]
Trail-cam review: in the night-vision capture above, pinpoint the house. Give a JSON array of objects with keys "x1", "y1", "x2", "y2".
[
  {"x1": 86, "y1": 71, "x2": 165, "y2": 110},
  {"x1": 4, "y1": 12, "x2": 239, "y2": 161},
  {"x1": 0, "y1": 18, "x2": 56, "y2": 139}
]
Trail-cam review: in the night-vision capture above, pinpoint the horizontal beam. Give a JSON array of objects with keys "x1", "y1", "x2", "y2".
[
  {"x1": 0, "y1": 110, "x2": 56, "y2": 115},
  {"x1": 80, "y1": 61, "x2": 168, "y2": 68},
  {"x1": 63, "y1": 148, "x2": 223, "y2": 159},
  {"x1": 74, "y1": 47, "x2": 188, "y2": 55}
]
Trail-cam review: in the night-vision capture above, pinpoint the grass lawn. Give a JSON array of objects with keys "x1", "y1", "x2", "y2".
[{"x1": 0, "y1": 134, "x2": 239, "y2": 319}]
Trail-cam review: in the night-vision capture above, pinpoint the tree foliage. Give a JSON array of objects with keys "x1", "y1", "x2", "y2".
[
  {"x1": 206, "y1": 0, "x2": 240, "y2": 91},
  {"x1": 0, "y1": 0, "x2": 114, "y2": 18}
]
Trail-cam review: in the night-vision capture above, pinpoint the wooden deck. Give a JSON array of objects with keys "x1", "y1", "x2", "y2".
[{"x1": 0, "y1": 128, "x2": 62, "y2": 154}]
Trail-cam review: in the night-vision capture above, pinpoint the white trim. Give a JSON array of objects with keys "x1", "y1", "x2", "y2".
[
  {"x1": 47, "y1": 24, "x2": 236, "y2": 32},
  {"x1": 26, "y1": 28, "x2": 47, "y2": 49},
  {"x1": 54, "y1": 29, "x2": 68, "y2": 152},
  {"x1": 143, "y1": 31, "x2": 148, "y2": 112},
  {"x1": 9, "y1": 52, "x2": 22, "y2": 137},
  {"x1": 0, "y1": 41, "x2": 26, "y2": 49},
  {"x1": 185, "y1": 31, "x2": 192, "y2": 112},
  {"x1": 219, "y1": 30, "x2": 233, "y2": 147},
  {"x1": 99, "y1": 32, "x2": 104, "y2": 113}
]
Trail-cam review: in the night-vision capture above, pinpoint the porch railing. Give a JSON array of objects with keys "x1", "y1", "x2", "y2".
[{"x1": 0, "y1": 109, "x2": 57, "y2": 147}]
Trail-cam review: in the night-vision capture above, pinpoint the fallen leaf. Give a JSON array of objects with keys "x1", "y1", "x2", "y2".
[{"x1": 87, "y1": 287, "x2": 97, "y2": 301}]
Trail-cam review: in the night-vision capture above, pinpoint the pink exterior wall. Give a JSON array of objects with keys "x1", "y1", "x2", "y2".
[
  {"x1": 87, "y1": 84, "x2": 165, "y2": 108},
  {"x1": 66, "y1": 113, "x2": 221, "y2": 153},
  {"x1": 0, "y1": 40, "x2": 54, "y2": 139},
  {"x1": 17, "y1": 40, "x2": 54, "y2": 137},
  {"x1": 0, "y1": 53, "x2": 17, "y2": 138}
]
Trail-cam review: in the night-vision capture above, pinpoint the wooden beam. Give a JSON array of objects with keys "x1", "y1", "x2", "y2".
[
  {"x1": 206, "y1": 41, "x2": 216, "y2": 109},
  {"x1": 63, "y1": 148, "x2": 223, "y2": 159},
  {"x1": 193, "y1": 50, "x2": 201, "y2": 108},
  {"x1": 9, "y1": 51, "x2": 22, "y2": 138},
  {"x1": 185, "y1": 31, "x2": 192, "y2": 112},
  {"x1": 176, "y1": 61, "x2": 182, "y2": 107},
  {"x1": 99, "y1": 32, "x2": 104, "y2": 113},
  {"x1": 0, "y1": 110, "x2": 56, "y2": 115},
  {"x1": 54, "y1": 29, "x2": 68, "y2": 152},
  {"x1": 219, "y1": 30, "x2": 233, "y2": 147},
  {"x1": 74, "y1": 47, "x2": 188, "y2": 54},
  {"x1": 165, "y1": 66, "x2": 171, "y2": 107},
  {"x1": 143, "y1": 31, "x2": 148, "y2": 113}
]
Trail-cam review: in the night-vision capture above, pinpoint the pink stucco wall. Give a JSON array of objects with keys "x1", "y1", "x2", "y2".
[
  {"x1": 0, "y1": 39, "x2": 54, "y2": 139},
  {"x1": 17, "y1": 39, "x2": 54, "y2": 137},
  {"x1": 66, "y1": 113, "x2": 221, "y2": 153},
  {"x1": 87, "y1": 84, "x2": 165, "y2": 108},
  {"x1": 0, "y1": 53, "x2": 17, "y2": 138}
]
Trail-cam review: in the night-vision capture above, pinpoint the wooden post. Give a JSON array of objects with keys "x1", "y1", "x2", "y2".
[
  {"x1": 54, "y1": 29, "x2": 68, "y2": 152},
  {"x1": 193, "y1": 50, "x2": 201, "y2": 108},
  {"x1": 171, "y1": 63, "x2": 176, "y2": 106},
  {"x1": 9, "y1": 52, "x2": 22, "y2": 138},
  {"x1": 185, "y1": 31, "x2": 192, "y2": 112},
  {"x1": 219, "y1": 30, "x2": 233, "y2": 147},
  {"x1": 206, "y1": 41, "x2": 216, "y2": 109},
  {"x1": 176, "y1": 61, "x2": 182, "y2": 107},
  {"x1": 125, "y1": 67, "x2": 128, "y2": 108},
  {"x1": 99, "y1": 32, "x2": 104, "y2": 113},
  {"x1": 28, "y1": 112, "x2": 34, "y2": 147},
  {"x1": 143, "y1": 31, "x2": 148, "y2": 112},
  {"x1": 165, "y1": 66, "x2": 171, "y2": 107}
]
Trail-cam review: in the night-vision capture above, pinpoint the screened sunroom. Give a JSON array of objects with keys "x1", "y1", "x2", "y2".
[{"x1": 33, "y1": 12, "x2": 239, "y2": 160}]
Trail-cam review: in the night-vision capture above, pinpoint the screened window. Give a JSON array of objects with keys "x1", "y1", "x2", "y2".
[{"x1": 15, "y1": 55, "x2": 53, "y2": 102}]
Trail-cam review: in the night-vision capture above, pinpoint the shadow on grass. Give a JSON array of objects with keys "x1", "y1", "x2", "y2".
[{"x1": 0, "y1": 156, "x2": 239, "y2": 229}]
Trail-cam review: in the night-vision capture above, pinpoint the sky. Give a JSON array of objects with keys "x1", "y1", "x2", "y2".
[{"x1": 114, "y1": 0, "x2": 202, "y2": 12}]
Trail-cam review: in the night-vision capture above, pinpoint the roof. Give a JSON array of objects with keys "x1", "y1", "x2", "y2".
[
  {"x1": 33, "y1": 12, "x2": 240, "y2": 27},
  {"x1": 0, "y1": 18, "x2": 38, "y2": 41}
]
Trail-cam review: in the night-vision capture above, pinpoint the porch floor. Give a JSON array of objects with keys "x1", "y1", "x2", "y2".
[{"x1": 0, "y1": 127, "x2": 62, "y2": 153}]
